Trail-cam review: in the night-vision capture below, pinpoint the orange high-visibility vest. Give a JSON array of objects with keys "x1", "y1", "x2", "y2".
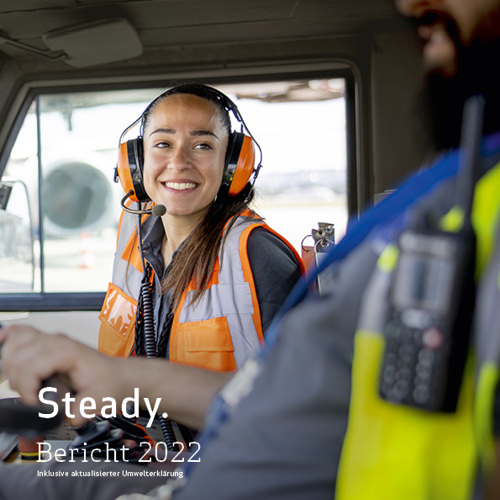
[{"x1": 98, "y1": 209, "x2": 303, "y2": 372}]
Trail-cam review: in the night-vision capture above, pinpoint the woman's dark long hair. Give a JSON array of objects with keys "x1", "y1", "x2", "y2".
[
  {"x1": 142, "y1": 84, "x2": 260, "y2": 312},
  {"x1": 162, "y1": 186, "x2": 257, "y2": 312}
]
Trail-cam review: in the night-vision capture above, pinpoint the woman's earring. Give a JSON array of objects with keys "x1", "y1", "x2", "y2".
[{"x1": 213, "y1": 194, "x2": 218, "y2": 204}]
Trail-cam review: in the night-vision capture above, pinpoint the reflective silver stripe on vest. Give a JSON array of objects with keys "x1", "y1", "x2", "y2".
[
  {"x1": 356, "y1": 245, "x2": 393, "y2": 335},
  {"x1": 179, "y1": 216, "x2": 263, "y2": 369},
  {"x1": 475, "y1": 219, "x2": 500, "y2": 367},
  {"x1": 112, "y1": 205, "x2": 143, "y2": 301}
]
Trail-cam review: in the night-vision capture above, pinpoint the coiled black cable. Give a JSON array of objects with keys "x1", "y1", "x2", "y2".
[
  {"x1": 141, "y1": 264, "x2": 157, "y2": 359},
  {"x1": 136, "y1": 214, "x2": 178, "y2": 452}
]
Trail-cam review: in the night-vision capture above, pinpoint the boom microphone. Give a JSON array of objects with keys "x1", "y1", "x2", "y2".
[
  {"x1": 152, "y1": 205, "x2": 167, "y2": 217},
  {"x1": 120, "y1": 190, "x2": 166, "y2": 216}
]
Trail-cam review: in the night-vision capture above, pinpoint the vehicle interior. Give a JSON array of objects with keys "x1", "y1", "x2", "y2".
[{"x1": 0, "y1": 1, "x2": 425, "y2": 351}]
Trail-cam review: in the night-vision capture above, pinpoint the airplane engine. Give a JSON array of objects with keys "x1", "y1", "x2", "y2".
[{"x1": 41, "y1": 157, "x2": 116, "y2": 237}]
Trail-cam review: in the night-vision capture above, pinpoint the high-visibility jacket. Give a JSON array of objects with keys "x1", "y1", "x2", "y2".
[
  {"x1": 98, "y1": 208, "x2": 302, "y2": 372},
  {"x1": 335, "y1": 154, "x2": 500, "y2": 499}
]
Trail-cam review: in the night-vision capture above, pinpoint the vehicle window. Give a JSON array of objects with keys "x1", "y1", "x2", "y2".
[{"x1": 0, "y1": 79, "x2": 348, "y2": 295}]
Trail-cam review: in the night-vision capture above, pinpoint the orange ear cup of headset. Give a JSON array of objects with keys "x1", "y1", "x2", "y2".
[
  {"x1": 116, "y1": 142, "x2": 138, "y2": 201},
  {"x1": 223, "y1": 132, "x2": 256, "y2": 196},
  {"x1": 116, "y1": 139, "x2": 150, "y2": 203}
]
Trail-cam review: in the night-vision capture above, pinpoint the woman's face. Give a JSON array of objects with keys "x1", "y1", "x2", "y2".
[{"x1": 143, "y1": 93, "x2": 229, "y2": 222}]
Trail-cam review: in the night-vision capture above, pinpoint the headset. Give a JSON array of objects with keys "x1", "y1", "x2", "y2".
[{"x1": 114, "y1": 84, "x2": 263, "y2": 215}]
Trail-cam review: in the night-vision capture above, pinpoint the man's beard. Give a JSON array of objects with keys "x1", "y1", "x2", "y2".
[{"x1": 415, "y1": 32, "x2": 500, "y2": 153}]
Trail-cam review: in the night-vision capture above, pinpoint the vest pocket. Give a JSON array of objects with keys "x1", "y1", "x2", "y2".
[
  {"x1": 98, "y1": 282, "x2": 137, "y2": 357},
  {"x1": 172, "y1": 316, "x2": 237, "y2": 372}
]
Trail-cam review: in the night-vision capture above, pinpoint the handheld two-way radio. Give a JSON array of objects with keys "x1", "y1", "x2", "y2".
[{"x1": 378, "y1": 96, "x2": 484, "y2": 413}]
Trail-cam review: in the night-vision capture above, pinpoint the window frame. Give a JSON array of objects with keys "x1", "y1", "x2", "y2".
[{"x1": 0, "y1": 68, "x2": 357, "y2": 312}]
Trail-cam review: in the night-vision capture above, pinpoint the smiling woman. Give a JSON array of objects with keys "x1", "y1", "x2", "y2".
[{"x1": 99, "y1": 83, "x2": 304, "y2": 390}]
